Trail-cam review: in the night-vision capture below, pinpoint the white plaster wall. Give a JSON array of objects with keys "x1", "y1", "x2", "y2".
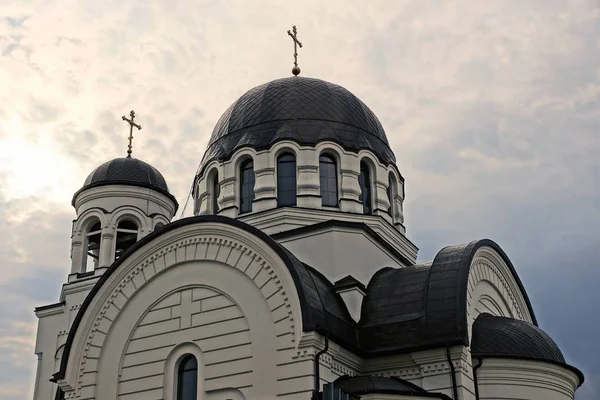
[
  {"x1": 57, "y1": 222, "x2": 316, "y2": 400},
  {"x1": 477, "y1": 358, "x2": 580, "y2": 400},
  {"x1": 279, "y1": 228, "x2": 404, "y2": 284},
  {"x1": 73, "y1": 185, "x2": 176, "y2": 218},
  {"x1": 33, "y1": 306, "x2": 65, "y2": 400}
]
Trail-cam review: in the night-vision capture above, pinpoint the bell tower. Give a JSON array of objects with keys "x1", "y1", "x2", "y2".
[{"x1": 68, "y1": 156, "x2": 178, "y2": 282}]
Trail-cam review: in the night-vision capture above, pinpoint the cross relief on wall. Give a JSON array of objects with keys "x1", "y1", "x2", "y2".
[{"x1": 171, "y1": 289, "x2": 202, "y2": 329}]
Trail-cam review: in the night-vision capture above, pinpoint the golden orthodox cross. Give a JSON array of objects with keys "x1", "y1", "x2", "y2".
[
  {"x1": 122, "y1": 110, "x2": 142, "y2": 158},
  {"x1": 287, "y1": 25, "x2": 303, "y2": 76}
]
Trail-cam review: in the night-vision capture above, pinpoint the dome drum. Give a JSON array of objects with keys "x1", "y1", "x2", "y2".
[{"x1": 193, "y1": 140, "x2": 406, "y2": 233}]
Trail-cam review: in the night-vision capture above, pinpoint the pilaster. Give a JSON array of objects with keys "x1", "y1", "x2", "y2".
[
  {"x1": 373, "y1": 180, "x2": 392, "y2": 221},
  {"x1": 218, "y1": 176, "x2": 237, "y2": 218},
  {"x1": 339, "y1": 168, "x2": 362, "y2": 213},
  {"x1": 253, "y1": 167, "x2": 277, "y2": 212},
  {"x1": 297, "y1": 164, "x2": 321, "y2": 208},
  {"x1": 70, "y1": 240, "x2": 83, "y2": 275},
  {"x1": 98, "y1": 231, "x2": 114, "y2": 269}
]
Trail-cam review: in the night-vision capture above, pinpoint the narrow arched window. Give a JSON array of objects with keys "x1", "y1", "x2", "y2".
[
  {"x1": 83, "y1": 221, "x2": 101, "y2": 272},
  {"x1": 359, "y1": 161, "x2": 372, "y2": 214},
  {"x1": 239, "y1": 159, "x2": 255, "y2": 214},
  {"x1": 387, "y1": 174, "x2": 396, "y2": 217},
  {"x1": 115, "y1": 219, "x2": 138, "y2": 260},
  {"x1": 177, "y1": 355, "x2": 198, "y2": 400},
  {"x1": 319, "y1": 155, "x2": 338, "y2": 207},
  {"x1": 211, "y1": 172, "x2": 220, "y2": 214},
  {"x1": 277, "y1": 153, "x2": 297, "y2": 206}
]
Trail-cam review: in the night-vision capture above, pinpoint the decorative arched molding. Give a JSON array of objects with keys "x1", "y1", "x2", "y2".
[
  {"x1": 74, "y1": 210, "x2": 107, "y2": 234},
  {"x1": 163, "y1": 342, "x2": 205, "y2": 400},
  {"x1": 466, "y1": 246, "x2": 534, "y2": 338},
  {"x1": 315, "y1": 142, "x2": 344, "y2": 167},
  {"x1": 316, "y1": 145, "x2": 344, "y2": 207},
  {"x1": 110, "y1": 207, "x2": 148, "y2": 234},
  {"x1": 271, "y1": 141, "x2": 301, "y2": 162},
  {"x1": 152, "y1": 215, "x2": 170, "y2": 231},
  {"x1": 55, "y1": 218, "x2": 304, "y2": 399}
]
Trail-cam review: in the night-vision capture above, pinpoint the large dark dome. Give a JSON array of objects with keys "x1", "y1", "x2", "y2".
[
  {"x1": 200, "y1": 76, "x2": 395, "y2": 168},
  {"x1": 72, "y1": 157, "x2": 177, "y2": 207}
]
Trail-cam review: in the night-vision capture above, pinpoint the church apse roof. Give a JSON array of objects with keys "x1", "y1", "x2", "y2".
[{"x1": 471, "y1": 313, "x2": 584, "y2": 383}]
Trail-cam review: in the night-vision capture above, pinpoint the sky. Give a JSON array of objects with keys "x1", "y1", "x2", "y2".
[{"x1": 0, "y1": 0, "x2": 599, "y2": 398}]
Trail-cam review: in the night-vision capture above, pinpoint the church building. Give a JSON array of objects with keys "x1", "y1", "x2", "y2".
[{"x1": 32, "y1": 71, "x2": 584, "y2": 399}]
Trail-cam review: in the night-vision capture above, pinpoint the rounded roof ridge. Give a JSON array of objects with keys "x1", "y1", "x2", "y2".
[
  {"x1": 472, "y1": 313, "x2": 564, "y2": 362},
  {"x1": 471, "y1": 313, "x2": 584, "y2": 385}
]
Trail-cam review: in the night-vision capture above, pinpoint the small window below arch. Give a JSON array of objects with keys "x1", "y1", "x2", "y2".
[
  {"x1": 319, "y1": 154, "x2": 338, "y2": 207},
  {"x1": 177, "y1": 355, "x2": 198, "y2": 400},
  {"x1": 359, "y1": 161, "x2": 372, "y2": 214},
  {"x1": 240, "y1": 159, "x2": 255, "y2": 214},
  {"x1": 211, "y1": 172, "x2": 220, "y2": 214},
  {"x1": 84, "y1": 221, "x2": 101, "y2": 273},
  {"x1": 277, "y1": 153, "x2": 297, "y2": 206},
  {"x1": 115, "y1": 219, "x2": 138, "y2": 260}
]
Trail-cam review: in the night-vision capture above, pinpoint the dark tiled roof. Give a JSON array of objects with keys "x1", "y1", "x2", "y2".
[
  {"x1": 199, "y1": 76, "x2": 395, "y2": 170},
  {"x1": 472, "y1": 313, "x2": 564, "y2": 363},
  {"x1": 358, "y1": 239, "x2": 537, "y2": 356},
  {"x1": 334, "y1": 375, "x2": 451, "y2": 399},
  {"x1": 471, "y1": 313, "x2": 584, "y2": 385},
  {"x1": 72, "y1": 157, "x2": 177, "y2": 209}
]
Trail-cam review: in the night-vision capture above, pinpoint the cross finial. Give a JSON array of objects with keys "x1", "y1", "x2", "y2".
[
  {"x1": 287, "y1": 25, "x2": 303, "y2": 76},
  {"x1": 121, "y1": 110, "x2": 142, "y2": 158}
]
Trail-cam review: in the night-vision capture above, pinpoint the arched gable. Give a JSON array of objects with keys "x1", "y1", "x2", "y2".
[{"x1": 53, "y1": 216, "x2": 328, "y2": 399}]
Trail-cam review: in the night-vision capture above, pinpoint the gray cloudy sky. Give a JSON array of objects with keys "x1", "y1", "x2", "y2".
[{"x1": 1, "y1": 0, "x2": 599, "y2": 398}]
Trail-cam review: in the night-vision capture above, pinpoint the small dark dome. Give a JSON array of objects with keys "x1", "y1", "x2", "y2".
[
  {"x1": 200, "y1": 76, "x2": 395, "y2": 168},
  {"x1": 73, "y1": 157, "x2": 176, "y2": 207},
  {"x1": 471, "y1": 313, "x2": 565, "y2": 363}
]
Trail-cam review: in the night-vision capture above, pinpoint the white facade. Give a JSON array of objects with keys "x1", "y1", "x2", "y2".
[{"x1": 33, "y1": 80, "x2": 583, "y2": 400}]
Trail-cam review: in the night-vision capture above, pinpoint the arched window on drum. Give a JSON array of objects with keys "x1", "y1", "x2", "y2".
[
  {"x1": 319, "y1": 154, "x2": 338, "y2": 207},
  {"x1": 277, "y1": 152, "x2": 297, "y2": 206},
  {"x1": 239, "y1": 159, "x2": 255, "y2": 214}
]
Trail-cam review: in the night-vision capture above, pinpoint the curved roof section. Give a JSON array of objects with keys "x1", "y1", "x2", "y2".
[
  {"x1": 333, "y1": 375, "x2": 450, "y2": 399},
  {"x1": 200, "y1": 76, "x2": 396, "y2": 169},
  {"x1": 472, "y1": 313, "x2": 564, "y2": 362},
  {"x1": 472, "y1": 313, "x2": 584, "y2": 385},
  {"x1": 72, "y1": 157, "x2": 178, "y2": 209},
  {"x1": 53, "y1": 215, "x2": 352, "y2": 381},
  {"x1": 359, "y1": 239, "x2": 537, "y2": 355}
]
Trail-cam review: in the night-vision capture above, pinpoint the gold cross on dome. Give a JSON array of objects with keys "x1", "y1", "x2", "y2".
[
  {"x1": 122, "y1": 110, "x2": 142, "y2": 158},
  {"x1": 287, "y1": 25, "x2": 303, "y2": 76}
]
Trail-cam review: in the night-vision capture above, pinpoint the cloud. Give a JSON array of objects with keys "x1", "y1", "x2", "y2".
[{"x1": 0, "y1": 0, "x2": 598, "y2": 398}]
